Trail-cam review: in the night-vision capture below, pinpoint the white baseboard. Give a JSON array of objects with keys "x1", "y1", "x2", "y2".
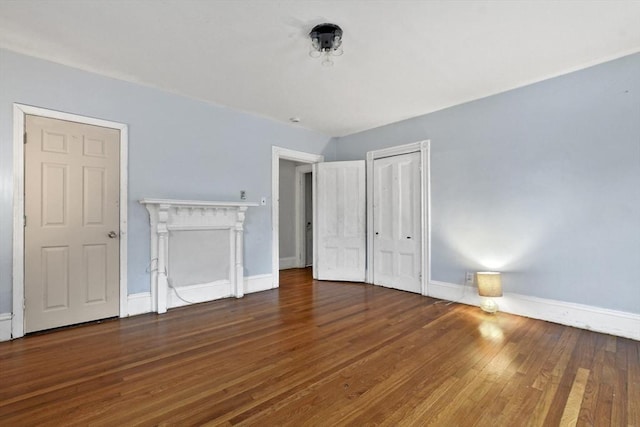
[
  {"x1": 245, "y1": 274, "x2": 274, "y2": 293},
  {"x1": 279, "y1": 257, "x2": 298, "y2": 270},
  {"x1": 127, "y1": 292, "x2": 152, "y2": 316},
  {"x1": 0, "y1": 313, "x2": 12, "y2": 342},
  {"x1": 9, "y1": 276, "x2": 635, "y2": 341},
  {"x1": 126, "y1": 274, "x2": 275, "y2": 316},
  {"x1": 168, "y1": 280, "x2": 232, "y2": 309},
  {"x1": 0, "y1": 274, "x2": 276, "y2": 341},
  {"x1": 428, "y1": 281, "x2": 481, "y2": 306},
  {"x1": 428, "y1": 280, "x2": 640, "y2": 341}
]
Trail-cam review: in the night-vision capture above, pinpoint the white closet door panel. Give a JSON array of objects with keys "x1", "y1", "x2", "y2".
[{"x1": 373, "y1": 152, "x2": 421, "y2": 293}]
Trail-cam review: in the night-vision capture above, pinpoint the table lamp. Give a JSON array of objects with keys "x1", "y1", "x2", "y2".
[{"x1": 476, "y1": 272, "x2": 502, "y2": 313}]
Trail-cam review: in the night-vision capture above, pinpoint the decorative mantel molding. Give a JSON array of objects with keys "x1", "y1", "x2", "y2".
[{"x1": 140, "y1": 199, "x2": 258, "y2": 314}]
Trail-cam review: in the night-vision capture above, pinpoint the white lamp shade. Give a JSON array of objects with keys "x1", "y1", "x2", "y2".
[{"x1": 476, "y1": 272, "x2": 502, "y2": 297}]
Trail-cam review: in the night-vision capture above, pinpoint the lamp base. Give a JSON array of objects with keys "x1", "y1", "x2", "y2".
[{"x1": 480, "y1": 298, "x2": 499, "y2": 314}]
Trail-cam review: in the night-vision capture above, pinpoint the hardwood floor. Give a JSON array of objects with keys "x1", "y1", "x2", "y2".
[{"x1": 1, "y1": 268, "x2": 638, "y2": 426}]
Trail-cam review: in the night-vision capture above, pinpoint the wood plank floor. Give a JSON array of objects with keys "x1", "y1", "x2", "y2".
[{"x1": 1, "y1": 268, "x2": 638, "y2": 426}]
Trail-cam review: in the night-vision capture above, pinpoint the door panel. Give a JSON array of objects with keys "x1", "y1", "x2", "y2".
[
  {"x1": 315, "y1": 161, "x2": 366, "y2": 281},
  {"x1": 42, "y1": 163, "x2": 68, "y2": 226},
  {"x1": 84, "y1": 244, "x2": 108, "y2": 303},
  {"x1": 24, "y1": 115, "x2": 120, "y2": 333},
  {"x1": 373, "y1": 152, "x2": 421, "y2": 293},
  {"x1": 42, "y1": 246, "x2": 70, "y2": 310},
  {"x1": 83, "y1": 166, "x2": 107, "y2": 225}
]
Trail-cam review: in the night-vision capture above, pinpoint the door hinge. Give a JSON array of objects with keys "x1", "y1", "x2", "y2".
[
  {"x1": 23, "y1": 132, "x2": 27, "y2": 144},
  {"x1": 24, "y1": 215, "x2": 27, "y2": 227}
]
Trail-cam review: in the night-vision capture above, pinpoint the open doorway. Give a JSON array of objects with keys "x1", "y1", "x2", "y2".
[
  {"x1": 296, "y1": 164, "x2": 313, "y2": 267},
  {"x1": 271, "y1": 147, "x2": 323, "y2": 287},
  {"x1": 278, "y1": 159, "x2": 305, "y2": 270},
  {"x1": 279, "y1": 162, "x2": 314, "y2": 271},
  {"x1": 304, "y1": 171, "x2": 313, "y2": 266}
]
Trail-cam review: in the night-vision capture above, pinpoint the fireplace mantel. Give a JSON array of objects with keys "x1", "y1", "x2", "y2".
[{"x1": 140, "y1": 198, "x2": 258, "y2": 313}]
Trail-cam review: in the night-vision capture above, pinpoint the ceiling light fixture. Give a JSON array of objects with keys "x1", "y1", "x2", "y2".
[{"x1": 309, "y1": 23, "x2": 343, "y2": 67}]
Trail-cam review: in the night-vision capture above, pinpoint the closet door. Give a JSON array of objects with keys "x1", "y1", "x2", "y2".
[{"x1": 372, "y1": 151, "x2": 421, "y2": 293}]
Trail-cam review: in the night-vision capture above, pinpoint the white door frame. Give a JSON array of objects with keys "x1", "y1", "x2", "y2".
[
  {"x1": 295, "y1": 164, "x2": 313, "y2": 268},
  {"x1": 12, "y1": 104, "x2": 129, "y2": 338},
  {"x1": 271, "y1": 147, "x2": 323, "y2": 287},
  {"x1": 366, "y1": 140, "x2": 430, "y2": 295}
]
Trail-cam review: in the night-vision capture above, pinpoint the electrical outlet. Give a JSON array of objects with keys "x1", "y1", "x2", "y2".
[
  {"x1": 240, "y1": 190, "x2": 246, "y2": 200},
  {"x1": 465, "y1": 272, "x2": 474, "y2": 286}
]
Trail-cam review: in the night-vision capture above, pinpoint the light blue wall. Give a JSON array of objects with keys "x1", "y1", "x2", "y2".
[
  {"x1": 2, "y1": 49, "x2": 638, "y2": 316},
  {"x1": 0, "y1": 49, "x2": 334, "y2": 312},
  {"x1": 336, "y1": 53, "x2": 640, "y2": 313}
]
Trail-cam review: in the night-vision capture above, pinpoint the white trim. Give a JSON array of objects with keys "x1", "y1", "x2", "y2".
[
  {"x1": 125, "y1": 274, "x2": 274, "y2": 317},
  {"x1": 244, "y1": 273, "x2": 273, "y2": 294},
  {"x1": 295, "y1": 164, "x2": 313, "y2": 268},
  {"x1": 138, "y1": 199, "x2": 258, "y2": 208},
  {"x1": 127, "y1": 293, "x2": 152, "y2": 316},
  {"x1": 0, "y1": 313, "x2": 12, "y2": 341},
  {"x1": 366, "y1": 141, "x2": 431, "y2": 295},
  {"x1": 428, "y1": 280, "x2": 640, "y2": 341},
  {"x1": 12, "y1": 104, "x2": 128, "y2": 339},
  {"x1": 271, "y1": 147, "x2": 323, "y2": 288},
  {"x1": 167, "y1": 280, "x2": 233, "y2": 309},
  {"x1": 428, "y1": 280, "x2": 480, "y2": 306},
  {"x1": 279, "y1": 256, "x2": 298, "y2": 270}
]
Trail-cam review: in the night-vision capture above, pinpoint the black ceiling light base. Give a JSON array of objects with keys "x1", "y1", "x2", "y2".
[
  {"x1": 309, "y1": 23, "x2": 343, "y2": 66},
  {"x1": 309, "y1": 23, "x2": 343, "y2": 51}
]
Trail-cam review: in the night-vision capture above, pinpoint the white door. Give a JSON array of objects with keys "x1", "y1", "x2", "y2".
[
  {"x1": 314, "y1": 161, "x2": 366, "y2": 281},
  {"x1": 373, "y1": 151, "x2": 422, "y2": 293},
  {"x1": 24, "y1": 115, "x2": 120, "y2": 333}
]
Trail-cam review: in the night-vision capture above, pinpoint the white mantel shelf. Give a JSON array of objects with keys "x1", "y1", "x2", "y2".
[
  {"x1": 140, "y1": 199, "x2": 258, "y2": 314},
  {"x1": 140, "y1": 198, "x2": 259, "y2": 208}
]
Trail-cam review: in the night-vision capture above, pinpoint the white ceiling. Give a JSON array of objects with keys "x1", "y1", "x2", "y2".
[{"x1": 1, "y1": 1, "x2": 639, "y2": 137}]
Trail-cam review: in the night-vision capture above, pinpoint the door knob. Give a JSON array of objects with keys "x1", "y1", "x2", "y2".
[{"x1": 108, "y1": 231, "x2": 118, "y2": 238}]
